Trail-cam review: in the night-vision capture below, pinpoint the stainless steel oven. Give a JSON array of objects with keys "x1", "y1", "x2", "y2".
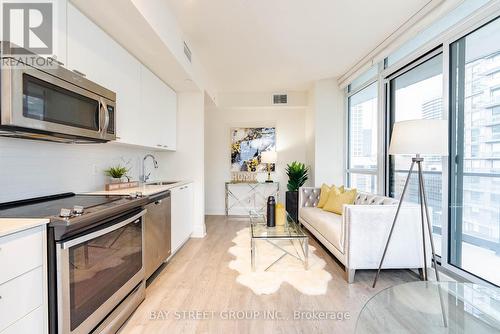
[
  {"x1": 55, "y1": 209, "x2": 145, "y2": 334},
  {"x1": 0, "y1": 45, "x2": 116, "y2": 143}
]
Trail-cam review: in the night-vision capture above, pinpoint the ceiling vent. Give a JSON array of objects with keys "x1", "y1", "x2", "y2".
[
  {"x1": 183, "y1": 41, "x2": 192, "y2": 63},
  {"x1": 272, "y1": 93, "x2": 288, "y2": 105}
]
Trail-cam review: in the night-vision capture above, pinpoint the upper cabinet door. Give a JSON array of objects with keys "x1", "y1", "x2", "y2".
[
  {"x1": 160, "y1": 82, "x2": 177, "y2": 150},
  {"x1": 140, "y1": 65, "x2": 177, "y2": 150},
  {"x1": 52, "y1": 0, "x2": 67, "y2": 64}
]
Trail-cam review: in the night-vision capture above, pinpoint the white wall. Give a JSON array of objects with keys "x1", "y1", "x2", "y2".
[
  {"x1": 305, "y1": 88, "x2": 316, "y2": 186},
  {"x1": 0, "y1": 138, "x2": 167, "y2": 203},
  {"x1": 310, "y1": 78, "x2": 345, "y2": 187},
  {"x1": 161, "y1": 92, "x2": 206, "y2": 237},
  {"x1": 205, "y1": 97, "x2": 308, "y2": 215}
]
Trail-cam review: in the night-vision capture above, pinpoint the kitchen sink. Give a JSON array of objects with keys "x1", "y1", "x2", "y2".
[{"x1": 146, "y1": 181, "x2": 179, "y2": 186}]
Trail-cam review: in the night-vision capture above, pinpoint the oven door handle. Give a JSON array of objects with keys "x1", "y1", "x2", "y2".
[{"x1": 60, "y1": 209, "x2": 147, "y2": 249}]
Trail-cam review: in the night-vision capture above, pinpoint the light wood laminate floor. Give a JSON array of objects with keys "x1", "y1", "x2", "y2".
[{"x1": 120, "y1": 215, "x2": 418, "y2": 334}]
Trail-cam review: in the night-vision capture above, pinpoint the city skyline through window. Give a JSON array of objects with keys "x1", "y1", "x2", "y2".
[
  {"x1": 348, "y1": 82, "x2": 378, "y2": 193},
  {"x1": 450, "y1": 17, "x2": 500, "y2": 285}
]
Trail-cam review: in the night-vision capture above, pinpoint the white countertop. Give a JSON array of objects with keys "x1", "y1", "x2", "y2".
[
  {"x1": 0, "y1": 181, "x2": 191, "y2": 237},
  {"x1": 84, "y1": 180, "x2": 192, "y2": 196},
  {"x1": 0, "y1": 218, "x2": 49, "y2": 238}
]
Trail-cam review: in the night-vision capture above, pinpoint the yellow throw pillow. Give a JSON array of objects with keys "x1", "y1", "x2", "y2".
[
  {"x1": 323, "y1": 188, "x2": 357, "y2": 215},
  {"x1": 317, "y1": 184, "x2": 346, "y2": 208},
  {"x1": 317, "y1": 184, "x2": 331, "y2": 208}
]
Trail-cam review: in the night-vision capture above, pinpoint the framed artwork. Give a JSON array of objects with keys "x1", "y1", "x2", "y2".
[{"x1": 230, "y1": 127, "x2": 276, "y2": 172}]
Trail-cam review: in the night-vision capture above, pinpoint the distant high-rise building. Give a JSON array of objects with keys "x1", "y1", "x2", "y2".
[{"x1": 422, "y1": 98, "x2": 442, "y2": 120}]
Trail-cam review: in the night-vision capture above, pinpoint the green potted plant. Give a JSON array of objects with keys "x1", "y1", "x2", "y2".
[
  {"x1": 104, "y1": 165, "x2": 129, "y2": 183},
  {"x1": 285, "y1": 161, "x2": 309, "y2": 222}
]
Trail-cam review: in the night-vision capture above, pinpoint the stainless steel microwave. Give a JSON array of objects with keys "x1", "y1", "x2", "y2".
[{"x1": 0, "y1": 47, "x2": 116, "y2": 143}]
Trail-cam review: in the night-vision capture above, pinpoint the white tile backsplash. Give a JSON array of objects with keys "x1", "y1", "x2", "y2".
[{"x1": 0, "y1": 137, "x2": 168, "y2": 202}]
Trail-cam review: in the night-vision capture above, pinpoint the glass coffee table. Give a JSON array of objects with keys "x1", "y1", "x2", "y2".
[
  {"x1": 356, "y1": 281, "x2": 500, "y2": 333},
  {"x1": 249, "y1": 210, "x2": 309, "y2": 271}
]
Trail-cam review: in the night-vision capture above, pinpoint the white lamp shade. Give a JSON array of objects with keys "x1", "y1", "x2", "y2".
[
  {"x1": 389, "y1": 119, "x2": 448, "y2": 156},
  {"x1": 261, "y1": 150, "x2": 277, "y2": 163}
]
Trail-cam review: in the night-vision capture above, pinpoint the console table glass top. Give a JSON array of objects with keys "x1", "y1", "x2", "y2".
[{"x1": 356, "y1": 281, "x2": 500, "y2": 334}]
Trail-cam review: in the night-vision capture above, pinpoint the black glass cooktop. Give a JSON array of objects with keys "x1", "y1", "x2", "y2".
[{"x1": 0, "y1": 193, "x2": 124, "y2": 218}]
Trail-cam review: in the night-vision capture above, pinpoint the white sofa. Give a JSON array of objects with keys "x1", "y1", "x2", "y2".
[{"x1": 298, "y1": 187, "x2": 431, "y2": 283}]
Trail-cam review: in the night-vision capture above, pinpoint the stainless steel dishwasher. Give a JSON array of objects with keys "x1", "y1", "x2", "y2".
[{"x1": 144, "y1": 190, "x2": 171, "y2": 279}]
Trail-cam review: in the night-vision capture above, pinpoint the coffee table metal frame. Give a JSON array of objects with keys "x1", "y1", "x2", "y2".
[{"x1": 249, "y1": 210, "x2": 309, "y2": 272}]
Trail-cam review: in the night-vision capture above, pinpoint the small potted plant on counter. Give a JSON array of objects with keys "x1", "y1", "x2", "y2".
[
  {"x1": 104, "y1": 165, "x2": 129, "y2": 183},
  {"x1": 285, "y1": 161, "x2": 309, "y2": 222}
]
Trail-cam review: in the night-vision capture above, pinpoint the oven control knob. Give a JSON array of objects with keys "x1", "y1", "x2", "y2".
[
  {"x1": 73, "y1": 205, "x2": 84, "y2": 215},
  {"x1": 59, "y1": 208, "x2": 72, "y2": 218}
]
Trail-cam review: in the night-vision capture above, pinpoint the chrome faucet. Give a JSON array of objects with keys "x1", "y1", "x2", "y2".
[{"x1": 142, "y1": 154, "x2": 159, "y2": 183}]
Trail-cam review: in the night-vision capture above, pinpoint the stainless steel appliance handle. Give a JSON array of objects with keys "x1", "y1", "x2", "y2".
[
  {"x1": 100, "y1": 100, "x2": 110, "y2": 134},
  {"x1": 61, "y1": 209, "x2": 146, "y2": 249}
]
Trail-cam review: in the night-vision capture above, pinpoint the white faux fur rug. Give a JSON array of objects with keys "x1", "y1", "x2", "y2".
[{"x1": 228, "y1": 227, "x2": 332, "y2": 295}]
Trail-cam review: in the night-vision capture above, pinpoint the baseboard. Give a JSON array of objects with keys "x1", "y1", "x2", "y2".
[
  {"x1": 205, "y1": 208, "x2": 225, "y2": 215},
  {"x1": 191, "y1": 224, "x2": 206, "y2": 238}
]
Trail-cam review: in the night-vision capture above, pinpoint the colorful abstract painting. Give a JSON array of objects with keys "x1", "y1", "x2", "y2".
[{"x1": 230, "y1": 127, "x2": 276, "y2": 172}]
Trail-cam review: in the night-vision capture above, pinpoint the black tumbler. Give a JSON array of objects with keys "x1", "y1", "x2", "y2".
[{"x1": 267, "y1": 196, "x2": 276, "y2": 227}]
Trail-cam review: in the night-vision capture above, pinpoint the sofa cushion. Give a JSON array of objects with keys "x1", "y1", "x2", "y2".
[
  {"x1": 300, "y1": 207, "x2": 344, "y2": 253},
  {"x1": 317, "y1": 184, "x2": 331, "y2": 208},
  {"x1": 354, "y1": 192, "x2": 398, "y2": 205},
  {"x1": 323, "y1": 188, "x2": 357, "y2": 214}
]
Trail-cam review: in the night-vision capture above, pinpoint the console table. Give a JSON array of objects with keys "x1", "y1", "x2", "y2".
[{"x1": 225, "y1": 182, "x2": 279, "y2": 216}]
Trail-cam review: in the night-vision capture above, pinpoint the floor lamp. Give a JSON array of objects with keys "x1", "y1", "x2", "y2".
[{"x1": 372, "y1": 119, "x2": 448, "y2": 326}]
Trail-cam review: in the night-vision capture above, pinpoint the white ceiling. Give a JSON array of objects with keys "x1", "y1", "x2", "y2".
[{"x1": 165, "y1": 0, "x2": 432, "y2": 93}]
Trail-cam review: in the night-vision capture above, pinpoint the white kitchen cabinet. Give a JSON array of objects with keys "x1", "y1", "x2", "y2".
[
  {"x1": 140, "y1": 65, "x2": 177, "y2": 150},
  {"x1": 170, "y1": 183, "x2": 194, "y2": 254},
  {"x1": 159, "y1": 79, "x2": 177, "y2": 150},
  {"x1": 0, "y1": 226, "x2": 47, "y2": 334},
  {"x1": 66, "y1": 3, "x2": 176, "y2": 150},
  {"x1": 52, "y1": 0, "x2": 67, "y2": 65},
  {"x1": 1, "y1": 307, "x2": 44, "y2": 334}
]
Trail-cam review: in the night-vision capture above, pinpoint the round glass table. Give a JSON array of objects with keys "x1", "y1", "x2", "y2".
[{"x1": 356, "y1": 281, "x2": 500, "y2": 334}]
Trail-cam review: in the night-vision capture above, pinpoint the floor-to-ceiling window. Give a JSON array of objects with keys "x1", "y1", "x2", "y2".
[
  {"x1": 449, "y1": 17, "x2": 500, "y2": 286},
  {"x1": 344, "y1": 1, "x2": 499, "y2": 286},
  {"x1": 347, "y1": 82, "x2": 378, "y2": 193},
  {"x1": 388, "y1": 52, "x2": 444, "y2": 255}
]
